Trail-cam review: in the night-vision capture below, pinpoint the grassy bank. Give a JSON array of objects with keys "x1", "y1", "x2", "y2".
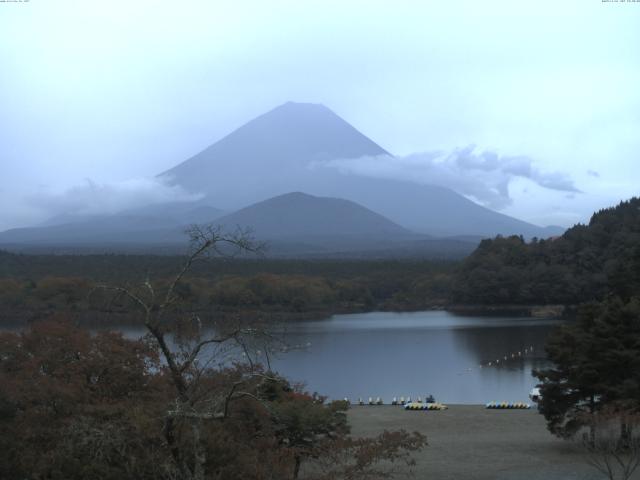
[{"x1": 348, "y1": 405, "x2": 619, "y2": 480}]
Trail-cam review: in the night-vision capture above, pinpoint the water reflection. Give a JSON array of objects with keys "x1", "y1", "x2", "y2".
[
  {"x1": 268, "y1": 311, "x2": 563, "y2": 404},
  {"x1": 3, "y1": 310, "x2": 562, "y2": 404}
]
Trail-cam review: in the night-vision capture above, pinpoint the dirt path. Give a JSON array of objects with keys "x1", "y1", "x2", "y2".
[{"x1": 348, "y1": 405, "x2": 636, "y2": 480}]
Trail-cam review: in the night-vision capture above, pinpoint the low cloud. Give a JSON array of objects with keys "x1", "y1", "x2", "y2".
[
  {"x1": 28, "y1": 177, "x2": 203, "y2": 218},
  {"x1": 313, "y1": 145, "x2": 580, "y2": 210}
]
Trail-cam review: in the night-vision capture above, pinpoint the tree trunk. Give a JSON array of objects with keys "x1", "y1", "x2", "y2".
[
  {"x1": 192, "y1": 420, "x2": 207, "y2": 480},
  {"x1": 620, "y1": 420, "x2": 630, "y2": 450},
  {"x1": 589, "y1": 394, "x2": 596, "y2": 447},
  {"x1": 293, "y1": 455, "x2": 302, "y2": 479},
  {"x1": 164, "y1": 416, "x2": 191, "y2": 480},
  {"x1": 146, "y1": 321, "x2": 188, "y2": 395}
]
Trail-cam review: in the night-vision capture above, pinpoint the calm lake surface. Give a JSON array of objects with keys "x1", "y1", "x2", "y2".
[
  {"x1": 267, "y1": 311, "x2": 561, "y2": 404},
  {"x1": 6, "y1": 310, "x2": 562, "y2": 405}
]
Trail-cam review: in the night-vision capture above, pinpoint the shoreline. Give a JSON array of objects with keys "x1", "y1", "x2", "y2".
[
  {"x1": 445, "y1": 304, "x2": 566, "y2": 318},
  {"x1": 0, "y1": 303, "x2": 567, "y2": 329}
]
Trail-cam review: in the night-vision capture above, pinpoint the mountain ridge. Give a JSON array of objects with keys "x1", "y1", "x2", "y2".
[
  {"x1": 214, "y1": 191, "x2": 412, "y2": 239},
  {"x1": 0, "y1": 191, "x2": 480, "y2": 258},
  {"x1": 0, "y1": 102, "x2": 565, "y2": 254},
  {"x1": 158, "y1": 101, "x2": 563, "y2": 238}
]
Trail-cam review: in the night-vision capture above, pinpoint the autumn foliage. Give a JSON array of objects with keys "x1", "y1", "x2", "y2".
[{"x1": 0, "y1": 320, "x2": 425, "y2": 480}]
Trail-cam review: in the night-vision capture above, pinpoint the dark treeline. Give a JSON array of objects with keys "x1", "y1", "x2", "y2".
[
  {"x1": 0, "y1": 253, "x2": 455, "y2": 323},
  {"x1": 452, "y1": 197, "x2": 640, "y2": 306},
  {"x1": 0, "y1": 252, "x2": 452, "y2": 280}
]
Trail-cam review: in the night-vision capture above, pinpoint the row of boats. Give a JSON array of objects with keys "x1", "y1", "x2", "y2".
[
  {"x1": 348, "y1": 395, "x2": 437, "y2": 406},
  {"x1": 343, "y1": 389, "x2": 543, "y2": 410},
  {"x1": 485, "y1": 401, "x2": 531, "y2": 409}
]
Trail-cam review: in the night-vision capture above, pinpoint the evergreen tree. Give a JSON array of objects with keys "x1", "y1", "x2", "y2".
[
  {"x1": 534, "y1": 296, "x2": 640, "y2": 437},
  {"x1": 454, "y1": 197, "x2": 640, "y2": 306}
]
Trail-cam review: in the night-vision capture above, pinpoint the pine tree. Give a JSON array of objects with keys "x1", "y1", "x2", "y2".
[{"x1": 534, "y1": 296, "x2": 640, "y2": 437}]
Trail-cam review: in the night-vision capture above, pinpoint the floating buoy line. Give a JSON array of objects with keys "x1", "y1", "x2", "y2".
[
  {"x1": 454, "y1": 345, "x2": 538, "y2": 376},
  {"x1": 242, "y1": 342, "x2": 539, "y2": 410}
]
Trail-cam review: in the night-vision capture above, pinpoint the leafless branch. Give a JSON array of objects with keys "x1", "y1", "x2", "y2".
[
  {"x1": 579, "y1": 410, "x2": 640, "y2": 480},
  {"x1": 178, "y1": 330, "x2": 241, "y2": 374},
  {"x1": 95, "y1": 284, "x2": 151, "y2": 316}
]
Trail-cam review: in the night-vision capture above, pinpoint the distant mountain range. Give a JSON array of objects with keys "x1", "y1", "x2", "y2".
[
  {"x1": 160, "y1": 102, "x2": 563, "y2": 238},
  {"x1": 0, "y1": 192, "x2": 476, "y2": 258},
  {"x1": 0, "y1": 202, "x2": 224, "y2": 247},
  {"x1": 0, "y1": 102, "x2": 564, "y2": 257}
]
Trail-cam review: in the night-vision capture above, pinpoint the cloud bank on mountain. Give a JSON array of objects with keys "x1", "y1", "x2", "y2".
[
  {"x1": 313, "y1": 145, "x2": 580, "y2": 210},
  {"x1": 27, "y1": 177, "x2": 203, "y2": 219}
]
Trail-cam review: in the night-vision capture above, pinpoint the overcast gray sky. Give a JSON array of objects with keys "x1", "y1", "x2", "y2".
[{"x1": 1, "y1": 0, "x2": 639, "y2": 231}]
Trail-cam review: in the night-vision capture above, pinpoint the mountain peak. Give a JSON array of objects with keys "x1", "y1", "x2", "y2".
[
  {"x1": 216, "y1": 191, "x2": 411, "y2": 239},
  {"x1": 275, "y1": 101, "x2": 330, "y2": 111},
  {"x1": 269, "y1": 191, "x2": 311, "y2": 200},
  {"x1": 159, "y1": 103, "x2": 390, "y2": 202},
  {"x1": 245, "y1": 101, "x2": 352, "y2": 133}
]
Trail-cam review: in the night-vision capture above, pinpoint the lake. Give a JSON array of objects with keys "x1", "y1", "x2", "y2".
[
  {"x1": 266, "y1": 311, "x2": 562, "y2": 404},
  {"x1": 6, "y1": 310, "x2": 562, "y2": 405}
]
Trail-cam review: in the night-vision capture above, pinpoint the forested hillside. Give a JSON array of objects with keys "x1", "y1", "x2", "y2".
[
  {"x1": 0, "y1": 254, "x2": 455, "y2": 324},
  {"x1": 3, "y1": 197, "x2": 638, "y2": 318},
  {"x1": 453, "y1": 198, "x2": 640, "y2": 305}
]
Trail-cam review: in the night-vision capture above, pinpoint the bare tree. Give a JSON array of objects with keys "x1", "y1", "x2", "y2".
[
  {"x1": 579, "y1": 409, "x2": 640, "y2": 480},
  {"x1": 97, "y1": 225, "x2": 272, "y2": 480},
  {"x1": 93, "y1": 224, "x2": 426, "y2": 480}
]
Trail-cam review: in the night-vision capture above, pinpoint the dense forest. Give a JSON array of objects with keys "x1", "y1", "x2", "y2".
[
  {"x1": 452, "y1": 197, "x2": 640, "y2": 306},
  {"x1": 0, "y1": 253, "x2": 454, "y2": 324}
]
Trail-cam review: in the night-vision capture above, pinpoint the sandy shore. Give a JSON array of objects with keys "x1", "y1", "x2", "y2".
[{"x1": 348, "y1": 405, "x2": 636, "y2": 480}]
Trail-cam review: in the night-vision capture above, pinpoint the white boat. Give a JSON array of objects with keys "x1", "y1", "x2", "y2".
[{"x1": 529, "y1": 387, "x2": 541, "y2": 402}]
